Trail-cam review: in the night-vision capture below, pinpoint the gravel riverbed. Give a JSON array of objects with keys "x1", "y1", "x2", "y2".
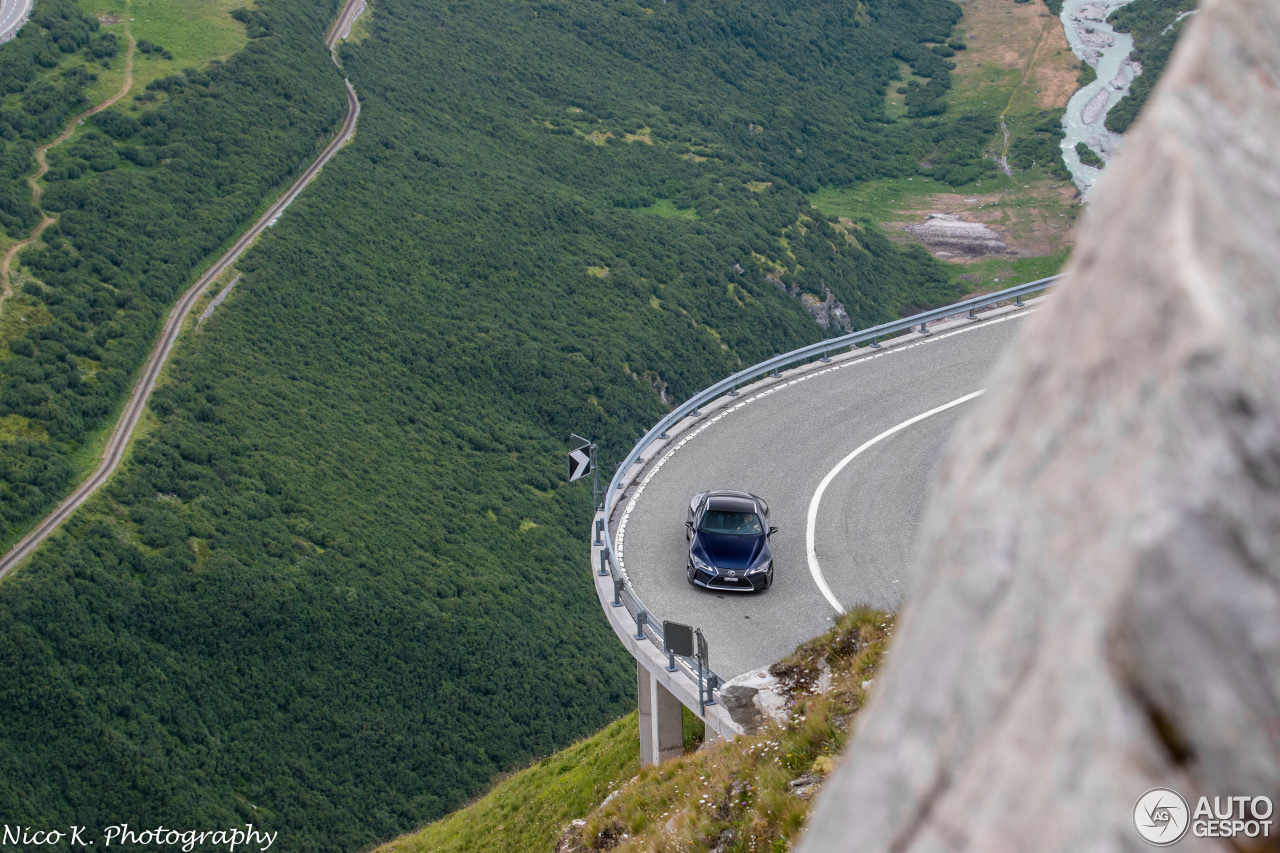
[{"x1": 1059, "y1": 0, "x2": 1139, "y2": 196}]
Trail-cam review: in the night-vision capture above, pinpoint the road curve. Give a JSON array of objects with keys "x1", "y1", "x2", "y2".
[
  {"x1": 0, "y1": 28, "x2": 362, "y2": 579},
  {"x1": 615, "y1": 310, "x2": 1032, "y2": 680},
  {"x1": 325, "y1": 0, "x2": 366, "y2": 54},
  {"x1": 0, "y1": 0, "x2": 31, "y2": 43}
]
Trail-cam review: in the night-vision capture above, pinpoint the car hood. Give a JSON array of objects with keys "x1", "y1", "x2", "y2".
[{"x1": 693, "y1": 531, "x2": 769, "y2": 570}]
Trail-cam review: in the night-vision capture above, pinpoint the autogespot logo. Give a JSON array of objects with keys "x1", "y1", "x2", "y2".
[
  {"x1": 1134, "y1": 788, "x2": 1191, "y2": 846},
  {"x1": 1134, "y1": 788, "x2": 1275, "y2": 846}
]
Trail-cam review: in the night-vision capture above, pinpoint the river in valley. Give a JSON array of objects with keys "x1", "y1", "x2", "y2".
[{"x1": 1058, "y1": 0, "x2": 1139, "y2": 197}]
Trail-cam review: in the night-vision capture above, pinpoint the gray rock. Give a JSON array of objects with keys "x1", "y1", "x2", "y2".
[
  {"x1": 799, "y1": 0, "x2": 1280, "y2": 849},
  {"x1": 719, "y1": 669, "x2": 788, "y2": 734},
  {"x1": 799, "y1": 288, "x2": 853, "y2": 332},
  {"x1": 788, "y1": 773, "x2": 822, "y2": 800},
  {"x1": 904, "y1": 214, "x2": 1008, "y2": 257},
  {"x1": 1078, "y1": 27, "x2": 1115, "y2": 49},
  {"x1": 1082, "y1": 87, "x2": 1111, "y2": 126}
]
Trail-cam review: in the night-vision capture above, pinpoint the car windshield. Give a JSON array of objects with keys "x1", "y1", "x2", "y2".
[{"x1": 699, "y1": 510, "x2": 763, "y2": 536}]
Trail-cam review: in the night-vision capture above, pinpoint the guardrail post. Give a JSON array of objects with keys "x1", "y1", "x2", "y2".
[
  {"x1": 820, "y1": 350, "x2": 830, "y2": 363},
  {"x1": 705, "y1": 672, "x2": 719, "y2": 705},
  {"x1": 728, "y1": 384, "x2": 738, "y2": 397},
  {"x1": 969, "y1": 307, "x2": 977, "y2": 319},
  {"x1": 593, "y1": 518, "x2": 604, "y2": 547},
  {"x1": 870, "y1": 340, "x2": 881, "y2": 349},
  {"x1": 635, "y1": 610, "x2": 648, "y2": 641},
  {"x1": 919, "y1": 321, "x2": 928, "y2": 334},
  {"x1": 1016, "y1": 294, "x2": 1023, "y2": 306},
  {"x1": 697, "y1": 657, "x2": 705, "y2": 716},
  {"x1": 666, "y1": 650, "x2": 678, "y2": 672},
  {"x1": 612, "y1": 577, "x2": 625, "y2": 607},
  {"x1": 598, "y1": 548, "x2": 610, "y2": 577}
]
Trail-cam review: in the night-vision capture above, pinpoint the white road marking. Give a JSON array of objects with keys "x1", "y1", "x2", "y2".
[
  {"x1": 615, "y1": 310, "x2": 1032, "y2": 581},
  {"x1": 0, "y1": 0, "x2": 32, "y2": 42},
  {"x1": 804, "y1": 388, "x2": 986, "y2": 613}
]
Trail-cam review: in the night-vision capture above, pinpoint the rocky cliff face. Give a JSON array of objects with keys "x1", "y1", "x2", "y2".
[{"x1": 799, "y1": 0, "x2": 1280, "y2": 849}]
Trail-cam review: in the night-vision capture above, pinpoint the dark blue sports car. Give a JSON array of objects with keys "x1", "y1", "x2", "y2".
[{"x1": 685, "y1": 490, "x2": 776, "y2": 592}]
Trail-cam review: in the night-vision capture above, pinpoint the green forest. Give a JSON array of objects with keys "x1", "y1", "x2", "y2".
[
  {"x1": 1105, "y1": 0, "x2": 1198, "y2": 132},
  {"x1": 0, "y1": 0, "x2": 111, "y2": 236},
  {"x1": 1, "y1": 0, "x2": 1062, "y2": 849},
  {"x1": 0, "y1": 0, "x2": 347, "y2": 545}
]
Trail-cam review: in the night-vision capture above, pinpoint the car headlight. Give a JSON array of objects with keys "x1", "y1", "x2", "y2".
[
  {"x1": 748, "y1": 561, "x2": 772, "y2": 574},
  {"x1": 691, "y1": 555, "x2": 715, "y2": 574}
]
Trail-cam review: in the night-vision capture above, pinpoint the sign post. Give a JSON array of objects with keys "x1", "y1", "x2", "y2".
[
  {"x1": 663, "y1": 620, "x2": 695, "y2": 673},
  {"x1": 663, "y1": 621, "x2": 712, "y2": 713},
  {"x1": 695, "y1": 628, "x2": 709, "y2": 713},
  {"x1": 568, "y1": 434, "x2": 601, "y2": 510}
]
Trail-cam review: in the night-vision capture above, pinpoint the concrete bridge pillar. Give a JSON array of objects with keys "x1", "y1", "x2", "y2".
[{"x1": 637, "y1": 662, "x2": 683, "y2": 766}]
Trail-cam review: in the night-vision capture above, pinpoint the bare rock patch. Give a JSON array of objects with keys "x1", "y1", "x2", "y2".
[{"x1": 902, "y1": 213, "x2": 1009, "y2": 256}]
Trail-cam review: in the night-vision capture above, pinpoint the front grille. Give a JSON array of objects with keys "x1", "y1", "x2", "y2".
[{"x1": 707, "y1": 574, "x2": 756, "y2": 591}]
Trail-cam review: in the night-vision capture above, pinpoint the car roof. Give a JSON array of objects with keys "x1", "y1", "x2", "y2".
[{"x1": 705, "y1": 492, "x2": 758, "y2": 513}]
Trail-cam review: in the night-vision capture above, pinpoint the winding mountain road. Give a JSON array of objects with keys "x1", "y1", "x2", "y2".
[
  {"x1": 0, "y1": 1, "x2": 363, "y2": 580},
  {"x1": 325, "y1": 0, "x2": 366, "y2": 53},
  {"x1": 614, "y1": 310, "x2": 1031, "y2": 680}
]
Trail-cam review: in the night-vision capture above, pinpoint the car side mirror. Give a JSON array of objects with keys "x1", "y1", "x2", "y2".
[
  {"x1": 768, "y1": 526, "x2": 778, "y2": 536},
  {"x1": 685, "y1": 521, "x2": 695, "y2": 529}
]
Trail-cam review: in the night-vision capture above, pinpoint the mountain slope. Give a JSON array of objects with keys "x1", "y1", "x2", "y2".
[
  {"x1": 379, "y1": 610, "x2": 894, "y2": 853},
  {"x1": 1, "y1": 0, "x2": 993, "y2": 849},
  {"x1": 0, "y1": 0, "x2": 347, "y2": 548}
]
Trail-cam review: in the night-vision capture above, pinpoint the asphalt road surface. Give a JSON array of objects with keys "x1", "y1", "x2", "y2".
[
  {"x1": 0, "y1": 0, "x2": 31, "y2": 43},
  {"x1": 615, "y1": 311, "x2": 1030, "y2": 680},
  {"x1": 325, "y1": 0, "x2": 364, "y2": 52}
]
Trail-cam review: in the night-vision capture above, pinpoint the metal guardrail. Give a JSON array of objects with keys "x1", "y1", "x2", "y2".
[{"x1": 598, "y1": 274, "x2": 1062, "y2": 700}]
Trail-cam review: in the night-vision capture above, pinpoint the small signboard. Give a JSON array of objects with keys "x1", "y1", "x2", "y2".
[
  {"x1": 663, "y1": 621, "x2": 695, "y2": 658},
  {"x1": 568, "y1": 434, "x2": 594, "y2": 483}
]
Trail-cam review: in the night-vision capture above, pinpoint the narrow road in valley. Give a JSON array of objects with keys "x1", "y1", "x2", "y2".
[
  {"x1": 325, "y1": 0, "x2": 366, "y2": 54},
  {"x1": 0, "y1": 10, "x2": 136, "y2": 315},
  {"x1": 0, "y1": 0, "x2": 364, "y2": 580}
]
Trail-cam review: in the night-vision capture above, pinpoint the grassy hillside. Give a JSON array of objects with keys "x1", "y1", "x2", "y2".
[
  {"x1": 380, "y1": 610, "x2": 894, "y2": 853},
  {"x1": 0, "y1": 0, "x2": 347, "y2": 548},
  {"x1": 808, "y1": 0, "x2": 1082, "y2": 291},
  {"x1": 374, "y1": 712, "x2": 643, "y2": 853},
  {"x1": 3, "y1": 0, "x2": 1021, "y2": 850},
  {"x1": 83, "y1": 0, "x2": 254, "y2": 96}
]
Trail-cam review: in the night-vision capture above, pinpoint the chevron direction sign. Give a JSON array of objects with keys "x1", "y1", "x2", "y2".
[{"x1": 568, "y1": 434, "x2": 595, "y2": 483}]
